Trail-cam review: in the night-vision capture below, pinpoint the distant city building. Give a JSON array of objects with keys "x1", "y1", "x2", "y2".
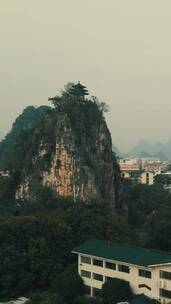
[
  {"x1": 140, "y1": 172, "x2": 155, "y2": 185},
  {"x1": 0, "y1": 170, "x2": 10, "y2": 178},
  {"x1": 155, "y1": 172, "x2": 171, "y2": 193},
  {"x1": 119, "y1": 159, "x2": 140, "y2": 172},
  {"x1": 121, "y1": 171, "x2": 131, "y2": 179},
  {"x1": 139, "y1": 157, "x2": 160, "y2": 165},
  {"x1": 121, "y1": 171, "x2": 141, "y2": 184},
  {"x1": 118, "y1": 157, "x2": 171, "y2": 189},
  {"x1": 1, "y1": 297, "x2": 29, "y2": 304}
]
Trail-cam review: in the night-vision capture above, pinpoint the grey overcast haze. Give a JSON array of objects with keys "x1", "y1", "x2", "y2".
[{"x1": 1, "y1": 0, "x2": 171, "y2": 152}]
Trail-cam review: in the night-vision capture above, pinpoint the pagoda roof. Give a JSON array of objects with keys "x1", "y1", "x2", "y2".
[{"x1": 69, "y1": 82, "x2": 89, "y2": 96}]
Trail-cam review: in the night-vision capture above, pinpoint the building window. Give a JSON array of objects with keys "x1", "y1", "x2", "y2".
[
  {"x1": 139, "y1": 269, "x2": 151, "y2": 279},
  {"x1": 81, "y1": 270, "x2": 91, "y2": 278},
  {"x1": 85, "y1": 285, "x2": 91, "y2": 295},
  {"x1": 160, "y1": 270, "x2": 171, "y2": 281},
  {"x1": 139, "y1": 284, "x2": 151, "y2": 291},
  {"x1": 92, "y1": 287, "x2": 101, "y2": 297},
  {"x1": 81, "y1": 256, "x2": 91, "y2": 264},
  {"x1": 118, "y1": 264, "x2": 130, "y2": 273},
  {"x1": 105, "y1": 276, "x2": 112, "y2": 282},
  {"x1": 93, "y1": 259, "x2": 103, "y2": 267},
  {"x1": 160, "y1": 288, "x2": 171, "y2": 299},
  {"x1": 93, "y1": 273, "x2": 103, "y2": 281},
  {"x1": 105, "y1": 262, "x2": 116, "y2": 270}
]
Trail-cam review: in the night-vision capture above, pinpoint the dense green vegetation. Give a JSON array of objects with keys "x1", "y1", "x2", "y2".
[
  {"x1": 0, "y1": 106, "x2": 50, "y2": 171},
  {"x1": 0, "y1": 199, "x2": 125, "y2": 302},
  {"x1": 0, "y1": 176, "x2": 18, "y2": 209},
  {"x1": 123, "y1": 181, "x2": 171, "y2": 250},
  {"x1": 101, "y1": 278, "x2": 132, "y2": 304}
]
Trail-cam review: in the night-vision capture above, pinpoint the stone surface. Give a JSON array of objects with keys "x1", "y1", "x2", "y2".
[{"x1": 16, "y1": 102, "x2": 120, "y2": 208}]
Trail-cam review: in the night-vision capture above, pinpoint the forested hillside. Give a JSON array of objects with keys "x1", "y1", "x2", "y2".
[{"x1": 0, "y1": 106, "x2": 50, "y2": 171}]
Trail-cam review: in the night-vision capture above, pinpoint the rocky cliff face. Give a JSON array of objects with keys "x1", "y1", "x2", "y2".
[{"x1": 16, "y1": 99, "x2": 120, "y2": 208}]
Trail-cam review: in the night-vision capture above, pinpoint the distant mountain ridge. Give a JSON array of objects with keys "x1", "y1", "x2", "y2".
[
  {"x1": 127, "y1": 139, "x2": 171, "y2": 160},
  {"x1": 112, "y1": 144, "x2": 122, "y2": 157}
]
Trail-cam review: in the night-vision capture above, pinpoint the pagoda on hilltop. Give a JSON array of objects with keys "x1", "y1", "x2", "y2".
[
  {"x1": 69, "y1": 82, "x2": 89, "y2": 100},
  {"x1": 48, "y1": 82, "x2": 89, "y2": 106}
]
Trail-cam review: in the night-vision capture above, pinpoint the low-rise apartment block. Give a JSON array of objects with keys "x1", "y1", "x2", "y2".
[
  {"x1": 73, "y1": 240, "x2": 171, "y2": 303},
  {"x1": 140, "y1": 172, "x2": 155, "y2": 185}
]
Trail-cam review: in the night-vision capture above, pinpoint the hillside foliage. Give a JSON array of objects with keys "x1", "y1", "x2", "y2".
[{"x1": 0, "y1": 106, "x2": 50, "y2": 171}]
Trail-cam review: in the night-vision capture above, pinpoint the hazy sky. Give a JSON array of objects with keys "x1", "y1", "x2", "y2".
[{"x1": 1, "y1": 0, "x2": 171, "y2": 152}]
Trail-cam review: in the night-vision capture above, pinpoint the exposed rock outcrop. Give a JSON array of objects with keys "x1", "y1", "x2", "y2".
[{"x1": 16, "y1": 99, "x2": 120, "y2": 208}]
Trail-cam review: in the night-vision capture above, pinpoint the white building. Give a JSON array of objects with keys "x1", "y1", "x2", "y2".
[
  {"x1": 0, "y1": 298, "x2": 29, "y2": 304},
  {"x1": 119, "y1": 159, "x2": 140, "y2": 172},
  {"x1": 0, "y1": 170, "x2": 10, "y2": 178},
  {"x1": 73, "y1": 240, "x2": 171, "y2": 303},
  {"x1": 140, "y1": 172, "x2": 155, "y2": 185},
  {"x1": 121, "y1": 171, "x2": 131, "y2": 179}
]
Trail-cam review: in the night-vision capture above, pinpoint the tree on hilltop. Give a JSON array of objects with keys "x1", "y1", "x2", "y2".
[{"x1": 48, "y1": 82, "x2": 108, "y2": 115}]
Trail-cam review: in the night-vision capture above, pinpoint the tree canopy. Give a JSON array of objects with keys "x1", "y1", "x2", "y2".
[{"x1": 101, "y1": 278, "x2": 132, "y2": 304}]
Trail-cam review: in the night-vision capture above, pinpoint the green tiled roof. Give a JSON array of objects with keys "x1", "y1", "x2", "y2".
[{"x1": 72, "y1": 240, "x2": 171, "y2": 267}]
